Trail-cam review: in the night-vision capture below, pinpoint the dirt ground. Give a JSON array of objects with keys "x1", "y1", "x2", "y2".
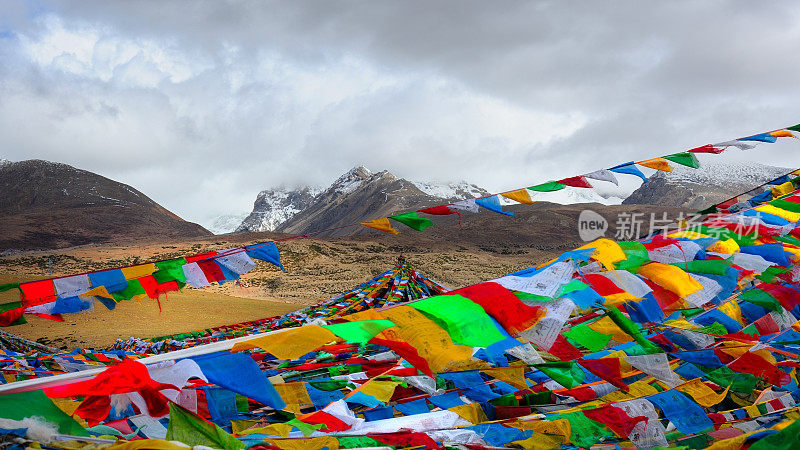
[{"x1": 0, "y1": 232, "x2": 552, "y2": 350}]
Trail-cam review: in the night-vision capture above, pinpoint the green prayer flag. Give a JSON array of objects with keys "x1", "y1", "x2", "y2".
[
  {"x1": 663, "y1": 152, "x2": 700, "y2": 168},
  {"x1": 389, "y1": 212, "x2": 434, "y2": 232},
  {"x1": 338, "y1": 436, "x2": 388, "y2": 449},
  {"x1": 696, "y1": 205, "x2": 718, "y2": 215},
  {"x1": 558, "y1": 279, "x2": 591, "y2": 297},
  {"x1": 786, "y1": 123, "x2": 800, "y2": 132},
  {"x1": 769, "y1": 199, "x2": 800, "y2": 214},
  {"x1": 0, "y1": 390, "x2": 88, "y2": 436},
  {"x1": 669, "y1": 259, "x2": 731, "y2": 276},
  {"x1": 563, "y1": 324, "x2": 611, "y2": 352},
  {"x1": 606, "y1": 306, "x2": 662, "y2": 354},
  {"x1": 703, "y1": 366, "x2": 758, "y2": 393},
  {"x1": 514, "y1": 291, "x2": 554, "y2": 303},
  {"x1": 323, "y1": 320, "x2": 396, "y2": 343},
  {"x1": 533, "y1": 361, "x2": 586, "y2": 389},
  {"x1": 411, "y1": 294, "x2": 508, "y2": 347},
  {"x1": 740, "y1": 288, "x2": 782, "y2": 311},
  {"x1": 287, "y1": 418, "x2": 325, "y2": 436},
  {"x1": 757, "y1": 266, "x2": 791, "y2": 283},
  {"x1": 528, "y1": 181, "x2": 566, "y2": 192},
  {"x1": 153, "y1": 258, "x2": 187, "y2": 283},
  {"x1": 166, "y1": 403, "x2": 245, "y2": 450},
  {"x1": 556, "y1": 410, "x2": 614, "y2": 449},
  {"x1": 112, "y1": 278, "x2": 146, "y2": 301}
]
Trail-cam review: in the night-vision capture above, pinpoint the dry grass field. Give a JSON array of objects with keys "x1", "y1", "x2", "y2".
[{"x1": 0, "y1": 202, "x2": 688, "y2": 350}]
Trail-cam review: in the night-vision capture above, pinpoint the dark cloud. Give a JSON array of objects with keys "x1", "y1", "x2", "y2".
[{"x1": 2, "y1": 0, "x2": 800, "y2": 226}]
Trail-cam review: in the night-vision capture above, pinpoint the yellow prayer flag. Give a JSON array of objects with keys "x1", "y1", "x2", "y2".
[
  {"x1": 449, "y1": 403, "x2": 489, "y2": 425},
  {"x1": 379, "y1": 305, "x2": 485, "y2": 373},
  {"x1": 273, "y1": 382, "x2": 313, "y2": 407},
  {"x1": 120, "y1": 263, "x2": 156, "y2": 280},
  {"x1": 587, "y1": 315, "x2": 633, "y2": 344},
  {"x1": 772, "y1": 181, "x2": 796, "y2": 198},
  {"x1": 718, "y1": 300, "x2": 744, "y2": 326},
  {"x1": 80, "y1": 285, "x2": 114, "y2": 300},
  {"x1": 637, "y1": 262, "x2": 702, "y2": 298},
  {"x1": 505, "y1": 418, "x2": 571, "y2": 440},
  {"x1": 704, "y1": 434, "x2": 749, "y2": 450},
  {"x1": 347, "y1": 379, "x2": 399, "y2": 403},
  {"x1": 755, "y1": 204, "x2": 800, "y2": 222},
  {"x1": 359, "y1": 217, "x2": 400, "y2": 235},
  {"x1": 231, "y1": 325, "x2": 339, "y2": 359},
  {"x1": 238, "y1": 422, "x2": 292, "y2": 437},
  {"x1": 510, "y1": 432, "x2": 566, "y2": 450},
  {"x1": 771, "y1": 130, "x2": 796, "y2": 138},
  {"x1": 637, "y1": 157, "x2": 673, "y2": 172},
  {"x1": 501, "y1": 189, "x2": 537, "y2": 205},
  {"x1": 668, "y1": 230, "x2": 710, "y2": 239},
  {"x1": 575, "y1": 238, "x2": 626, "y2": 270},
  {"x1": 676, "y1": 378, "x2": 730, "y2": 407},
  {"x1": 481, "y1": 366, "x2": 529, "y2": 390},
  {"x1": 706, "y1": 238, "x2": 740, "y2": 255}
]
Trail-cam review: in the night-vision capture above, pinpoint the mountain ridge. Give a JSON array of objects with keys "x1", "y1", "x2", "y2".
[{"x1": 233, "y1": 166, "x2": 491, "y2": 235}]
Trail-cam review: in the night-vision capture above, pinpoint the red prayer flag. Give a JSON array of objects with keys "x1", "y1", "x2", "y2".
[
  {"x1": 688, "y1": 144, "x2": 725, "y2": 154},
  {"x1": 44, "y1": 359, "x2": 179, "y2": 418},
  {"x1": 19, "y1": 280, "x2": 56, "y2": 307},
  {"x1": 185, "y1": 251, "x2": 218, "y2": 263},
  {"x1": 418, "y1": 205, "x2": 456, "y2": 215},
  {"x1": 0, "y1": 306, "x2": 25, "y2": 327},
  {"x1": 196, "y1": 260, "x2": 226, "y2": 283},
  {"x1": 582, "y1": 404, "x2": 648, "y2": 437},
  {"x1": 557, "y1": 176, "x2": 593, "y2": 188},
  {"x1": 582, "y1": 274, "x2": 625, "y2": 296},
  {"x1": 450, "y1": 282, "x2": 546, "y2": 335},
  {"x1": 578, "y1": 358, "x2": 629, "y2": 392},
  {"x1": 297, "y1": 410, "x2": 351, "y2": 432},
  {"x1": 138, "y1": 275, "x2": 180, "y2": 300},
  {"x1": 728, "y1": 351, "x2": 789, "y2": 386},
  {"x1": 549, "y1": 334, "x2": 584, "y2": 361}
]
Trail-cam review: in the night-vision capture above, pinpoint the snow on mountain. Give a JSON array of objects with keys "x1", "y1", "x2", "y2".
[
  {"x1": 530, "y1": 188, "x2": 625, "y2": 206},
  {"x1": 658, "y1": 160, "x2": 789, "y2": 185},
  {"x1": 330, "y1": 166, "x2": 377, "y2": 196},
  {"x1": 206, "y1": 213, "x2": 249, "y2": 235},
  {"x1": 624, "y1": 160, "x2": 791, "y2": 208},
  {"x1": 412, "y1": 180, "x2": 490, "y2": 202},
  {"x1": 236, "y1": 186, "x2": 320, "y2": 233}
]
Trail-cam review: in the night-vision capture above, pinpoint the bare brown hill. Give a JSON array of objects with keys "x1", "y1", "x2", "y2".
[{"x1": 0, "y1": 160, "x2": 211, "y2": 251}]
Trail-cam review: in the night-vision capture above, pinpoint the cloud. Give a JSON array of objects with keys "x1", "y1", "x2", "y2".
[{"x1": 2, "y1": 0, "x2": 800, "y2": 227}]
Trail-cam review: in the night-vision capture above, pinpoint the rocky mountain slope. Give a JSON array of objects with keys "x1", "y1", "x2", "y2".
[
  {"x1": 623, "y1": 161, "x2": 791, "y2": 208},
  {"x1": 236, "y1": 187, "x2": 320, "y2": 233},
  {"x1": 0, "y1": 159, "x2": 211, "y2": 251}
]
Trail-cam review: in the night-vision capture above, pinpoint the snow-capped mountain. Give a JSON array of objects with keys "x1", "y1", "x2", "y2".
[
  {"x1": 236, "y1": 187, "x2": 320, "y2": 233},
  {"x1": 624, "y1": 161, "x2": 791, "y2": 208},
  {"x1": 234, "y1": 166, "x2": 493, "y2": 236}
]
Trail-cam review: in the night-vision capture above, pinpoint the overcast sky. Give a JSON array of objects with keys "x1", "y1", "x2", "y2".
[{"x1": 3, "y1": 1, "x2": 800, "y2": 226}]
